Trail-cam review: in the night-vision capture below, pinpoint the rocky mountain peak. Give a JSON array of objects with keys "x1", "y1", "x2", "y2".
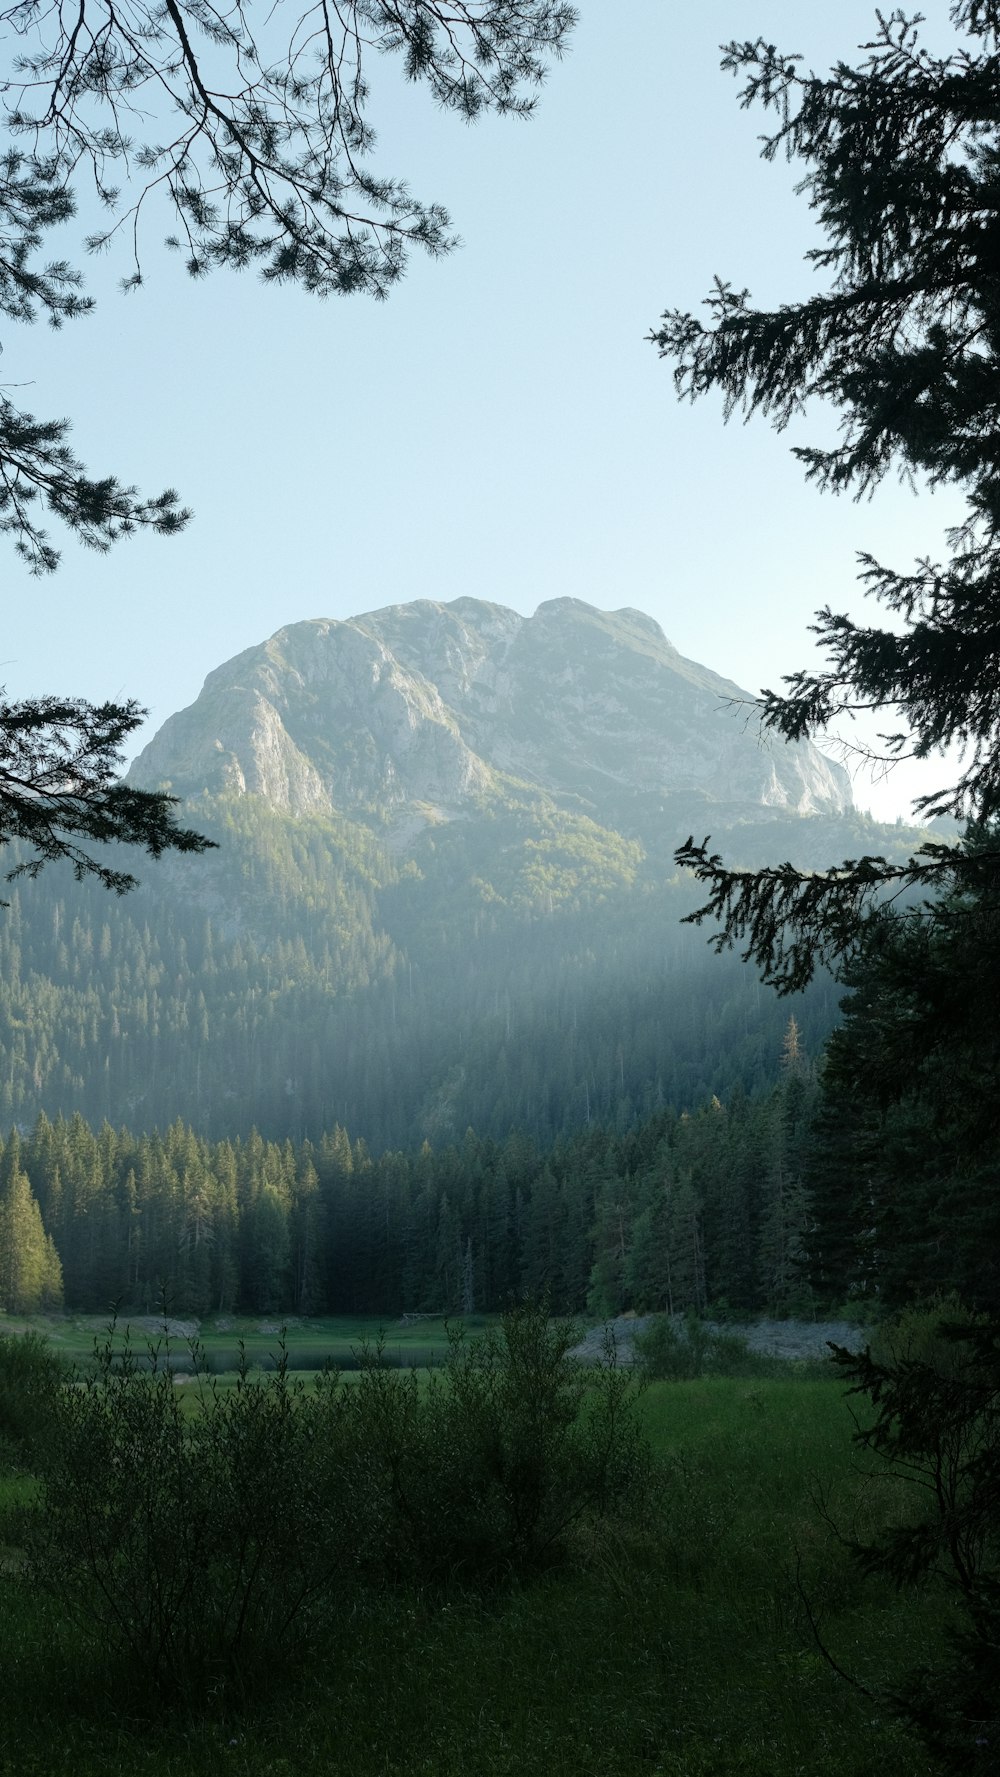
[{"x1": 130, "y1": 596, "x2": 852, "y2": 833}]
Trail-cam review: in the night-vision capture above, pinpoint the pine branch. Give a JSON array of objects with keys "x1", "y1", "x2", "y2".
[
  {"x1": 0, "y1": 2, "x2": 576, "y2": 570},
  {"x1": 655, "y1": 10, "x2": 1000, "y2": 976},
  {"x1": 0, "y1": 692, "x2": 214, "y2": 892},
  {"x1": 673, "y1": 835, "x2": 990, "y2": 993}
]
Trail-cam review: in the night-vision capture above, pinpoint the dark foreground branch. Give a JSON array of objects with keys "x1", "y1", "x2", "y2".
[
  {"x1": 673, "y1": 835, "x2": 995, "y2": 993},
  {"x1": 0, "y1": 692, "x2": 214, "y2": 894}
]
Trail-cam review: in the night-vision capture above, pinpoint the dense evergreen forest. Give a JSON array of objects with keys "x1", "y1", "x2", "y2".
[
  {"x1": 0, "y1": 795, "x2": 954, "y2": 1326},
  {"x1": 0, "y1": 1018, "x2": 820, "y2": 1319},
  {"x1": 0, "y1": 791, "x2": 910, "y2": 1151}
]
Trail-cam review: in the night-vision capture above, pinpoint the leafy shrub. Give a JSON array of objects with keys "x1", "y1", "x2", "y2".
[
  {"x1": 381, "y1": 1307, "x2": 646, "y2": 1582},
  {"x1": 635, "y1": 1314, "x2": 782, "y2": 1380},
  {"x1": 319, "y1": 1305, "x2": 650, "y2": 1587},
  {"x1": 24, "y1": 1326, "x2": 347, "y2": 1707},
  {"x1": 867, "y1": 1292, "x2": 977, "y2": 1377},
  {"x1": 23, "y1": 1305, "x2": 652, "y2": 1712},
  {"x1": 0, "y1": 1332, "x2": 65, "y2": 1464}
]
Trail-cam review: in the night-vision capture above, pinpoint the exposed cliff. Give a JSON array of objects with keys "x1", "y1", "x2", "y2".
[{"x1": 130, "y1": 596, "x2": 852, "y2": 838}]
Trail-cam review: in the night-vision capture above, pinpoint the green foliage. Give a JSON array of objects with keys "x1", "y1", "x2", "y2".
[
  {"x1": 635, "y1": 1313, "x2": 716, "y2": 1380},
  {"x1": 808, "y1": 829, "x2": 1000, "y2": 1311},
  {"x1": 25, "y1": 1323, "x2": 345, "y2": 1705},
  {"x1": 395, "y1": 1307, "x2": 647, "y2": 1581},
  {"x1": 634, "y1": 1313, "x2": 807, "y2": 1381},
  {"x1": 0, "y1": 1373, "x2": 945, "y2": 1774},
  {"x1": 23, "y1": 1304, "x2": 648, "y2": 1710},
  {"x1": 0, "y1": 697, "x2": 213, "y2": 897},
  {"x1": 832, "y1": 1308, "x2": 1000, "y2": 1771},
  {"x1": 0, "y1": 1023, "x2": 832, "y2": 1321},
  {"x1": 866, "y1": 1296, "x2": 982, "y2": 1375},
  {"x1": 317, "y1": 1305, "x2": 649, "y2": 1588},
  {"x1": 0, "y1": 1133, "x2": 62, "y2": 1312},
  {"x1": 0, "y1": 1330, "x2": 64, "y2": 1463}
]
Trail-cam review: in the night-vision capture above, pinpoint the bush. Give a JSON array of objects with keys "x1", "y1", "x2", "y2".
[
  {"x1": 635, "y1": 1314, "x2": 785, "y2": 1381},
  {"x1": 321, "y1": 1305, "x2": 650, "y2": 1586},
  {"x1": 866, "y1": 1292, "x2": 977, "y2": 1376},
  {"x1": 24, "y1": 1325, "x2": 347, "y2": 1708},
  {"x1": 414, "y1": 1307, "x2": 646, "y2": 1580},
  {"x1": 23, "y1": 1305, "x2": 652, "y2": 1712},
  {"x1": 0, "y1": 1332, "x2": 65, "y2": 1464}
]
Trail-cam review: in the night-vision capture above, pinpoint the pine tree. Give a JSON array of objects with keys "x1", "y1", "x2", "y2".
[
  {"x1": 662, "y1": 1172, "x2": 707, "y2": 1317},
  {"x1": 521, "y1": 1165, "x2": 566, "y2": 1306},
  {"x1": 756, "y1": 1020, "x2": 817, "y2": 1315},
  {"x1": 624, "y1": 1179, "x2": 672, "y2": 1314},
  {"x1": 243, "y1": 1185, "x2": 292, "y2": 1316},
  {"x1": 433, "y1": 1194, "x2": 461, "y2": 1313},
  {"x1": 586, "y1": 1176, "x2": 632, "y2": 1318},
  {"x1": 653, "y1": 4, "x2": 1000, "y2": 989},
  {"x1": 0, "y1": 1131, "x2": 63, "y2": 1312},
  {"x1": 460, "y1": 1236, "x2": 476, "y2": 1317},
  {"x1": 810, "y1": 833, "x2": 1000, "y2": 1310},
  {"x1": 706, "y1": 1085, "x2": 759, "y2": 1314},
  {"x1": 0, "y1": 695, "x2": 213, "y2": 896}
]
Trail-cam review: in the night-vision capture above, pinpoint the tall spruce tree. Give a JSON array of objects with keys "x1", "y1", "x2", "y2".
[
  {"x1": 653, "y1": 19, "x2": 1000, "y2": 1736},
  {"x1": 811, "y1": 825, "x2": 1000, "y2": 1310},
  {"x1": 756, "y1": 1020, "x2": 816, "y2": 1315},
  {"x1": 0, "y1": 1131, "x2": 62, "y2": 1312},
  {"x1": 652, "y1": 2, "x2": 1000, "y2": 992}
]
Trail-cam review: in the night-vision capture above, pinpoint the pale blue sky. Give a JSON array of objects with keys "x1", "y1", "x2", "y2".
[{"x1": 4, "y1": 2, "x2": 968, "y2": 822}]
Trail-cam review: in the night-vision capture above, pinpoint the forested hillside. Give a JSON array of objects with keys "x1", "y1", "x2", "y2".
[
  {"x1": 0, "y1": 787, "x2": 875, "y2": 1147},
  {"x1": 0, "y1": 598, "x2": 933, "y2": 1148}
]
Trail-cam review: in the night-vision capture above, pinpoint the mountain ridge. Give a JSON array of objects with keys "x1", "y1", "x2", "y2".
[
  {"x1": 0, "y1": 595, "x2": 914, "y2": 1149},
  {"x1": 130, "y1": 597, "x2": 853, "y2": 839}
]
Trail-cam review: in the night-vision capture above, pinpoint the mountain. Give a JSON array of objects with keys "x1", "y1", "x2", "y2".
[
  {"x1": 131, "y1": 597, "x2": 852, "y2": 838},
  {"x1": 0, "y1": 598, "x2": 920, "y2": 1149}
]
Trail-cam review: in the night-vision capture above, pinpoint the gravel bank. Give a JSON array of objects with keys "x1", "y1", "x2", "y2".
[{"x1": 569, "y1": 1315, "x2": 868, "y2": 1366}]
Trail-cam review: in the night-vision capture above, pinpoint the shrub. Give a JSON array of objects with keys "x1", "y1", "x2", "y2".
[
  {"x1": 325, "y1": 1304, "x2": 651, "y2": 1586},
  {"x1": 23, "y1": 1305, "x2": 652, "y2": 1712},
  {"x1": 23, "y1": 1325, "x2": 347, "y2": 1708},
  {"x1": 0, "y1": 1332, "x2": 65, "y2": 1464},
  {"x1": 635, "y1": 1314, "x2": 781, "y2": 1380},
  {"x1": 866, "y1": 1292, "x2": 977, "y2": 1377},
  {"x1": 420, "y1": 1306, "x2": 649, "y2": 1579}
]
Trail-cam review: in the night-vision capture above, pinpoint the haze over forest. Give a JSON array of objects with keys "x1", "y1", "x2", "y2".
[
  {"x1": 0, "y1": 595, "x2": 947, "y2": 1325},
  {"x1": 0, "y1": 595, "x2": 926, "y2": 1152}
]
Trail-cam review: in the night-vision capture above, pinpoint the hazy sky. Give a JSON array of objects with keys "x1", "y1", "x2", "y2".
[{"x1": 4, "y1": 2, "x2": 969, "y2": 822}]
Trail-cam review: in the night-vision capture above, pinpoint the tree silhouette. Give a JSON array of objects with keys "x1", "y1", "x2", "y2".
[{"x1": 654, "y1": 3, "x2": 1000, "y2": 987}]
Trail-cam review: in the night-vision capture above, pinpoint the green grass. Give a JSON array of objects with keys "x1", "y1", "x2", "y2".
[
  {"x1": 0, "y1": 1368, "x2": 948, "y2": 1777},
  {"x1": 2, "y1": 1310, "x2": 481, "y2": 1380}
]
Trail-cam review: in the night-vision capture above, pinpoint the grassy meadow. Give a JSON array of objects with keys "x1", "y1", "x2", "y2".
[
  {"x1": 7, "y1": 1310, "x2": 464, "y2": 1377},
  {"x1": 0, "y1": 1316, "x2": 950, "y2": 1777}
]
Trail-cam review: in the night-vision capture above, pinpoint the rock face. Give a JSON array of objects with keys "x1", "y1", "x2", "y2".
[{"x1": 131, "y1": 596, "x2": 852, "y2": 832}]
